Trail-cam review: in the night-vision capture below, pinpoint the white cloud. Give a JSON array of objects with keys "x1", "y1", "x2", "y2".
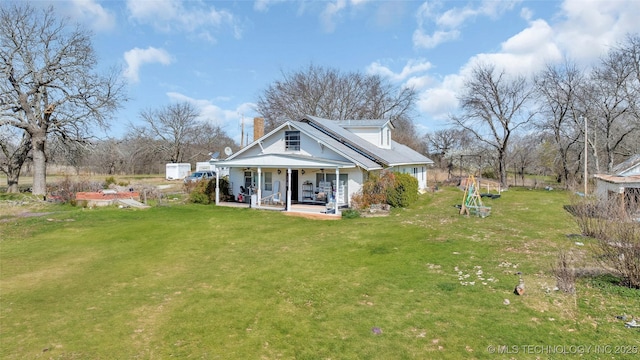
[
  {"x1": 413, "y1": 0, "x2": 519, "y2": 49},
  {"x1": 366, "y1": 59, "x2": 433, "y2": 83},
  {"x1": 412, "y1": 29, "x2": 460, "y2": 49},
  {"x1": 65, "y1": 0, "x2": 116, "y2": 31},
  {"x1": 166, "y1": 92, "x2": 258, "y2": 142},
  {"x1": 416, "y1": 74, "x2": 463, "y2": 121},
  {"x1": 411, "y1": 0, "x2": 640, "y2": 124},
  {"x1": 320, "y1": 0, "x2": 348, "y2": 33},
  {"x1": 125, "y1": 0, "x2": 240, "y2": 40},
  {"x1": 480, "y1": 19, "x2": 562, "y2": 74},
  {"x1": 253, "y1": 0, "x2": 288, "y2": 12},
  {"x1": 520, "y1": 7, "x2": 533, "y2": 21},
  {"x1": 123, "y1": 47, "x2": 173, "y2": 83},
  {"x1": 555, "y1": 0, "x2": 640, "y2": 61},
  {"x1": 318, "y1": 0, "x2": 373, "y2": 32}
]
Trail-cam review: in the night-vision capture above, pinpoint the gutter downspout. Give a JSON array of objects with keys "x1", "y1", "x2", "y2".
[{"x1": 215, "y1": 171, "x2": 219, "y2": 205}]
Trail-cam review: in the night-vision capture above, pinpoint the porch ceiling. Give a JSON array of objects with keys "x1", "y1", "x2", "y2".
[{"x1": 211, "y1": 153, "x2": 356, "y2": 169}]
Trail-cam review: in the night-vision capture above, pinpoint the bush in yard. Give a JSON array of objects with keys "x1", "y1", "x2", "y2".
[
  {"x1": 46, "y1": 176, "x2": 103, "y2": 204},
  {"x1": 596, "y1": 219, "x2": 640, "y2": 289},
  {"x1": 104, "y1": 176, "x2": 117, "y2": 188},
  {"x1": 188, "y1": 180, "x2": 212, "y2": 204},
  {"x1": 351, "y1": 171, "x2": 418, "y2": 209},
  {"x1": 350, "y1": 171, "x2": 395, "y2": 210},
  {"x1": 187, "y1": 177, "x2": 233, "y2": 204},
  {"x1": 568, "y1": 195, "x2": 640, "y2": 289},
  {"x1": 218, "y1": 177, "x2": 234, "y2": 202},
  {"x1": 386, "y1": 172, "x2": 418, "y2": 208}
]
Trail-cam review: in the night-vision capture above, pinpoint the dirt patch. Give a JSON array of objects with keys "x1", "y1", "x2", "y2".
[
  {"x1": 0, "y1": 198, "x2": 53, "y2": 220},
  {"x1": 0, "y1": 211, "x2": 60, "y2": 223},
  {"x1": 282, "y1": 212, "x2": 341, "y2": 220}
]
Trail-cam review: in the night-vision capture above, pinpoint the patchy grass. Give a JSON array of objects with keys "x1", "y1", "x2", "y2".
[{"x1": 1, "y1": 187, "x2": 638, "y2": 359}]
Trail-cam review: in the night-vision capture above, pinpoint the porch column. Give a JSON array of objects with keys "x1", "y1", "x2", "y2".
[
  {"x1": 335, "y1": 167, "x2": 341, "y2": 216},
  {"x1": 257, "y1": 167, "x2": 262, "y2": 207},
  {"x1": 215, "y1": 171, "x2": 219, "y2": 205},
  {"x1": 286, "y1": 168, "x2": 292, "y2": 211}
]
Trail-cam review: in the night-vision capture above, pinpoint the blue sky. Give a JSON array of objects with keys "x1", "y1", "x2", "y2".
[{"x1": 45, "y1": 0, "x2": 640, "y2": 143}]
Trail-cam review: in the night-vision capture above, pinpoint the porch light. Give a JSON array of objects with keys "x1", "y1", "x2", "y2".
[{"x1": 277, "y1": 169, "x2": 281, "y2": 174}]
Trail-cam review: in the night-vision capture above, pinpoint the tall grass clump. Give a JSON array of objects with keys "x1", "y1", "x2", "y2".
[{"x1": 552, "y1": 250, "x2": 576, "y2": 293}]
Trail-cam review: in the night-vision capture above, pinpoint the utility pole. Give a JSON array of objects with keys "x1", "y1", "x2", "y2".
[
  {"x1": 240, "y1": 114, "x2": 245, "y2": 148},
  {"x1": 581, "y1": 115, "x2": 587, "y2": 195}
]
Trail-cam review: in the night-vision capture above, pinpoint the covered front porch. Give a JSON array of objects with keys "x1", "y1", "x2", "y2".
[
  {"x1": 211, "y1": 154, "x2": 356, "y2": 216},
  {"x1": 215, "y1": 200, "x2": 342, "y2": 219}
]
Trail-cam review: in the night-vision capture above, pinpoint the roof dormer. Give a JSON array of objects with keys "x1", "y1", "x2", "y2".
[{"x1": 336, "y1": 119, "x2": 393, "y2": 149}]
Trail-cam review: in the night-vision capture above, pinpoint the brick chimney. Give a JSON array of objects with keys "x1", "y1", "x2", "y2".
[{"x1": 253, "y1": 117, "x2": 264, "y2": 141}]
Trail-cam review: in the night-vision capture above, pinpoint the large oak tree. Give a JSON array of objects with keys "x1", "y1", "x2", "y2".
[{"x1": 0, "y1": 4, "x2": 126, "y2": 195}]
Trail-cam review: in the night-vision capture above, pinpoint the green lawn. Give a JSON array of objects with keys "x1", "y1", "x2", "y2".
[{"x1": 1, "y1": 187, "x2": 638, "y2": 359}]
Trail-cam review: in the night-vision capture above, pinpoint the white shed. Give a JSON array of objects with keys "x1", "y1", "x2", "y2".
[{"x1": 166, "y1": 163, "x2": 191, "y2": 180}]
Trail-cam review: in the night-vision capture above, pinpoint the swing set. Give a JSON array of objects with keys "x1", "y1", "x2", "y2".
[{"x1": 459, "y1": 174, "x2": 492, "y2": 218}]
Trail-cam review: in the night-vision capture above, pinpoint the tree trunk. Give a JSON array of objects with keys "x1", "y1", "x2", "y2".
[
  {"x1": 1, "y1": 133, "x2": 31, "y2": 193},
  {"x1": 31, "y1": 134, "x2": 47, "y2": 196},
  {"x1": 5, "y1": 174, "x2": 20, "y2": 193},
  {"x1": 498, "y1": 150, "x2": 508, "y2": 188}
]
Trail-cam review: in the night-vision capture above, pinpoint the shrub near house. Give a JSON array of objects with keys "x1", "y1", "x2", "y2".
[{"x1": 351, "y1": 171, "x2": 418, "y2": 210}]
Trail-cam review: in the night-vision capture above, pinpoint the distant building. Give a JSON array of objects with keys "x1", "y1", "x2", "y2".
[{"x1": 594, "y1": 154, "x2": 640, "y2": 217}]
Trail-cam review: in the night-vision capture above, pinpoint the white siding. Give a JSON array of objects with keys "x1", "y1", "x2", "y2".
[
  {"x1": 347, "y1": 127, "x2": 380, "y2": 147},
  {"x1": 255, "y1": 129, "x2": 353, "y2": 162}
]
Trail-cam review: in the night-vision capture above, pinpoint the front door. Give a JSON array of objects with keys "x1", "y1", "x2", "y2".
[{"x1": 291, "y1": 170, "x2": 299, "y2": 203}]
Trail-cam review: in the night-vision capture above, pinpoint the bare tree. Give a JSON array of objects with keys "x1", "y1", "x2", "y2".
[
  {"x1": 189, "y1": 122, "x2": 238, "y2": 162},
  {"x1": 138, "y1": 102, "x2": 201, "y2": 163},
  {"x1": 451, "y1": 63, "x2": 535, "y2": 187},
  {"x1": 585, "y1": 41, "x2": 640, "y2": 173},
  {"x1": 0, "y1": 126, "x2": 31, "y2": 192},
  {"x1": 508, "y1": 133, "x2": 538, "y2": 186},
  {"x1": 534, "y1": 61, "x2": 585, "y2": 186},
  {"x1": 0, "y1": 4, "x2": 126, "y2": 195},
  {"x1": 424, "y1": 128, "x2": 469, "y2": 171},
  {"x1": 256, "y1": 64, "x2": 421, "y2": 149}
]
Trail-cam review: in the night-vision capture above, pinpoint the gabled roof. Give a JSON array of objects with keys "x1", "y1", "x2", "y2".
[
  {"x1": 301, "y1": 116, "x2": 433, "y2": 167},
  {"x1": 219, "y1": 115, "x2": 433, "y2": 170},
  {"x1": 335, "y1": 119, "x2": 393, "y2": 129},
  {"x1": 612, "y1": 154, "x2": 640, "y2": 176},
  {"x1": 225, "y1": 119, "x2": 383, "y2": 170}
]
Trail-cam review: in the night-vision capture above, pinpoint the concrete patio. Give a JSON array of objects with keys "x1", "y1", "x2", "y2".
[{"x1": 216, "y1": 201, "x2": 341, "y2": 220}]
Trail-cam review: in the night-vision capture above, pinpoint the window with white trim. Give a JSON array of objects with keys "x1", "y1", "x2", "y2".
[
  {"x1": 264, "y1": 172, "x2": 272, "y2": 191},
  {"x1": 285, "y1": 131, "x2": 300, "y2": 151}
]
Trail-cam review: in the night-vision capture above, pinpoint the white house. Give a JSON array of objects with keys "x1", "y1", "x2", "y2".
[
  {"x1": 593, "y1": 154, "x2": 640, "y2": 216},
  {"x1": 211, "y1": 115, "x2": 434, "y2": 214}
]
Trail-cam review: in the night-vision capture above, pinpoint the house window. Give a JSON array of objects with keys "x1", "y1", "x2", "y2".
[
  {"x1": 285, "y1": 131, "x2": 300, "y2": 151},
  {"x1": 264, "y1": 172, "x2": 272, "y2": 191}
]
